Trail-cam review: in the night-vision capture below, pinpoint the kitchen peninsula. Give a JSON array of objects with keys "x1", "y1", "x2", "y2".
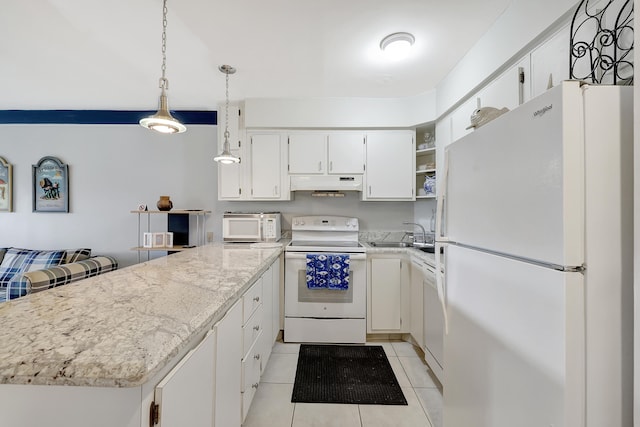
[{"x1": 0, "y1": 243, "x2": 283, "y2": 427}]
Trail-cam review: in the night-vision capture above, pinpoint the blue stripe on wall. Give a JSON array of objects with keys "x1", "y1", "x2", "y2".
[{"x1": 0, "y1": 110, "x2": 217, "y2": 125}]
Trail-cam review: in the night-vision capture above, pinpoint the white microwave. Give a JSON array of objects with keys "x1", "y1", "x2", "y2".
[{"x1": 223, "y1": 212, "x2": 282, "y2": 243}]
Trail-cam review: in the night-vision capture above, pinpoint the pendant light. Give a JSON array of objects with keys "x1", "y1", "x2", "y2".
[
  {"x1": 139, "y1": 0, "x2": 186, "y2": 134},
  {"x1": 214, "y1": 65, "x2": 240, "y2": 164}
]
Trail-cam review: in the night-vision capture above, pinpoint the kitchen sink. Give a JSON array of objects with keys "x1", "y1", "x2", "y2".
[
  {"x1": 367, "y1": 241, "x2": 411, "y2": 248},
  {"x1": 367, "y1": 241, "x2": 436, "y2": 253}
]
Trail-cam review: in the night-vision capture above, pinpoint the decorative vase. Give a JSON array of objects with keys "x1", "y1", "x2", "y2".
[
  {"x1": 424, "y1": 176, "x2": 436, "y2": 195},
  {"x1": 157, "y1": 196, "x2": 173, "y2": 211}
]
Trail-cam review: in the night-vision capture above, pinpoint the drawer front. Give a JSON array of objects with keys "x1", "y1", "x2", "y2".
[
  {"x1": 242, "y1": 303, "x2": 264, "y2": 357},
  {"x1": 243, "y1": 279, "x2": 263, "y2": 324},
  {"x1": 241, "y1": 334, "x2": 263, "y2": 421}
]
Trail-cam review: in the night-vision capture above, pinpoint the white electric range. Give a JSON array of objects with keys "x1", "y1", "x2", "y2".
[{"x1": 284, "y1": 215, "x2": 366, "y2": 343}]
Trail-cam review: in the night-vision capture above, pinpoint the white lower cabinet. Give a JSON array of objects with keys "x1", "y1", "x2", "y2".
[
  {"x1": 214, "y1": 300, "x2": 243, "y2": 427},
  {"x1": 410, "y1": 259, "x2": 425, "y2": 350},
  {"x1": 153, "y1": 329, "x2": 217, "y2": 426},
  {"x1": 367, "y1": 255, "x2": 410, "y2": 333},
  {"x1": 241, "y1": 334, "x2": 263, "y2": 421},
  {"x1": 422, "y1": 261, "x2": 444, "y2": 382}
]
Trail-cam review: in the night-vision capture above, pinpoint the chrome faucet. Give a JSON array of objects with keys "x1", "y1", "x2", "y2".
[{"x1": 403, "y1": 222, "x2": 427, "y2": 247}]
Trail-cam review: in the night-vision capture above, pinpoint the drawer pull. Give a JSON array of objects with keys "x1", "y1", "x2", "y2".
[
  {"x1": 254, "y1": 353, "x2": 261, "y2": 360},
  {"x1": 252, "y1": 382, "x2": 259, "y2": 389},
  {"x1": 253, "y1": 296, "x2": 260, "y2": 302},
  {"x1": 253, "y1": 325, "x2": 260, "y2": 331}
]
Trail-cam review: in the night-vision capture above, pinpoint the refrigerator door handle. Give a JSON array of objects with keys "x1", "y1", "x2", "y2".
[
  {"x1": 435, "y1": 241, "x2": 449, "y2": 334},
  {"x1": 436, "y1": 150, "x2": 449, "y2": 242}
]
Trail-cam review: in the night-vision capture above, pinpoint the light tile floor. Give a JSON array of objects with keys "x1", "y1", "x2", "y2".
[{"x1": 243, "y1": 340, "x2": 443, "y2": 427}]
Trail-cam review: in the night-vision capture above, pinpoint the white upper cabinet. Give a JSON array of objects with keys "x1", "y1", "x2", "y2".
[
  {"x1": 288, "y1": 133, "x2": 328, "y2": 174},
  {"x1": 249, "y1": 132, "x2": 289, "y2": 200},
  {"x1": 288, "y1": 132, "x2": 365, "y2": 175},
  {"x1": 327, "y1": 133, "x2": 365, "y2": 174},
  {"x1": 530, "y1": 26, "x2": 570, "y2": 98},
  {"x1": 218, "y1": 160, "x2": 243, "y2": 200},
  {"x1": 363, "y1": 130, "x2": 415, "y2": 200},
  {"x1": 217, "y1": 102, "x2": 244, "y2": 200}
]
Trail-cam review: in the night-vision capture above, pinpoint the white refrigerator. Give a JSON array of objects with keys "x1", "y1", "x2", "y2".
[{"x1": 435, "y1": 81, "x2": 633, "y2": 427}]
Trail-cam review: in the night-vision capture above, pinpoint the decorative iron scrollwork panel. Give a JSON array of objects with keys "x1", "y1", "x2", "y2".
[{"x1": 570, "y1": 0, "x2": 634, "y2": 85}]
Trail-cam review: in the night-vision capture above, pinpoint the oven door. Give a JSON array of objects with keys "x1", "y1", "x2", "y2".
[{"x1": 284, "y1": 252, "x2": 366, "y2": 318}]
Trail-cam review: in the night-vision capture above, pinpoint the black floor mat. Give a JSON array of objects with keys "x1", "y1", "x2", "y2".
[{"x1": 291, "y1": 344, "x2": 407, "y2": 405}]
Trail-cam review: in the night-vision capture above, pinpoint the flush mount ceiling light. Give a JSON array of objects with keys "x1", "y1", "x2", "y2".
[
  {"x1": 214, "y1": 65, "x2": 240, "y2": 164},
  {"x1": 380, "y1": 32, "x2": 415, "y2": 60},
  {"x1": 139, "y1": 0, "x2": 186, "y2": 134}
]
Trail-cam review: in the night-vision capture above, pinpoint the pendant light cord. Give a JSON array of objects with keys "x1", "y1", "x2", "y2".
[
  {"x1": 159, "y1": 0, "x2": 169, "y2": 91},
  {"x1": 224, "y1": 70, "x2": 230, "y2": 143}
]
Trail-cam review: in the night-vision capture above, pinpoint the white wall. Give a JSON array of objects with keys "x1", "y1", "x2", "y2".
[
  {"x1": 244, "y1": 90, "x2": 436, "y2": 129},
  {"x1": 215, "y1": 192, "x2": 415, "y2": 239},
  {"x1": 0, "y1": 124, "x2": 217, "y2": 267}
]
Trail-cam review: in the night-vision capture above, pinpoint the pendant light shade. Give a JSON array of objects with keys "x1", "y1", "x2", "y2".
[
  {"x1": 214, "y1": 65, "x2": 240, "y2": 164},
  {"x1": 140, "y1": 88, "x2": 186, "y2": 134},
  {"x1": 139, "y1": 0, "x2": 185, "y2": 134}
]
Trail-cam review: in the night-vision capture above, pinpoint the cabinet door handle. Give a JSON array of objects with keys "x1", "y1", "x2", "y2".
[
  {"x1": 252, "y1": 382, "x2": 259, "y2": 389},
  {"x1": 318, "y1": 161, "x2": 322, "y2": 171},
  {"x1": 253, "y1": 296, "x2": 260, "y2": 302},
  {"x1": 254, "y1": 353, "x2": 261, "y2": 360},
  {"x1": 273, "y1": 185, "x2": 278, "y2": 196},
  {"x1": 253, "y1": 325, "x2": 260, "y2": 331},
  {"x1": 329, "y1": 161, "x2": 333, "y2": 171},
  {"x1": 368, "y1": 185, "x2": 372, "y2": 196}
]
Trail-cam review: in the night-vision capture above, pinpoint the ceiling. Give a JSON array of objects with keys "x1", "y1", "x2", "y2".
[{"x1": 2, "y1": 0, "x2": 511, "y2": 110}]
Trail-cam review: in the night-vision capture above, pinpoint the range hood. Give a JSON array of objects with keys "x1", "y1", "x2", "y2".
[{"x1": 290, "y1": 175, "x2": 363, "y2": 192}]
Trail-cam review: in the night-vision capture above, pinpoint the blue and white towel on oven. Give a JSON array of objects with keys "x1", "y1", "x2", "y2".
[{"x1": 306, "y1": 253, "x2": 350, "y2": 290}]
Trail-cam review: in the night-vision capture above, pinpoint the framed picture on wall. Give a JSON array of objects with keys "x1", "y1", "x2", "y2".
[
  {"x1": 33, "y1": 156, "x2": 69, "y2": 213},
  {"x1": 0, "y1": 157, "x2": 13, "y2": 212}
]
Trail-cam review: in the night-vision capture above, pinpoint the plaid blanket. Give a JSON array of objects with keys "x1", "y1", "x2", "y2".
[
  {"x1": 2, "y1": 255, "x2": 118, "y2": 302},
  {"x1": 0, "y1": 248, "x2": 66, "y2": 289}
]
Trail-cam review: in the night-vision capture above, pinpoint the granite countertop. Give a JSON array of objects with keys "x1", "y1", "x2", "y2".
[
  {"x1": 362, "y1": 243, "x2": 437, "y2": 268},
  {"x1": 0, "y1": 243, "x2": 282, "y2": 388}
]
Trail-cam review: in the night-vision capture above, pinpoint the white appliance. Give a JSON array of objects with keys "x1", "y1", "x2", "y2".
[
  {"x1": 436, "y1": 81, "x2": 633, "y2": 427},
  {"x1": 284, "y1": 215, "x2": 366, "y2": 343},
  {"x1": 222, "y1": 212, "x2": 281, "y2": 242}
]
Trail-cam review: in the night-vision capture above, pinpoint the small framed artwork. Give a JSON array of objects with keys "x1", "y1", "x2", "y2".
[
  {"x1": 33, "y1": 156, "x2": 69, "y2": 213},
  {"x1": 152, "y1": 232, "x2": 166, "y2": 248},
  {"x1": 0, "y1": 157, "x2": 13, "y2": 212},
  {"x1": 143, "y1": 233, "x2": 153, "y2": 248},
  {"x1": 165, "y1": 232, "x2": 174, "y2": 248}
]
